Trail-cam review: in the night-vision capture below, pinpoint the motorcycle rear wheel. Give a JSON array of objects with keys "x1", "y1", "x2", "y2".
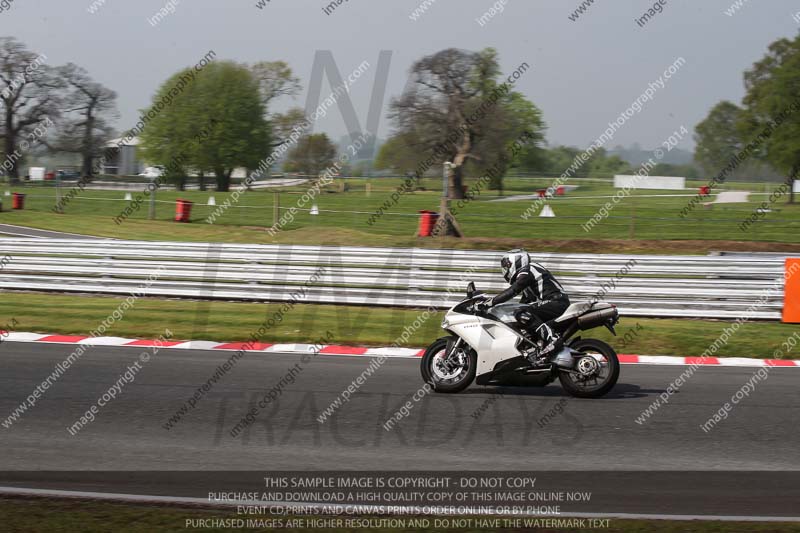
[
  {"x1": 558, "y1": 338, "x2": 620, "y2": 398},
  {"x1": 420, "y1": 337, "x2": 477, "y2": 393}
]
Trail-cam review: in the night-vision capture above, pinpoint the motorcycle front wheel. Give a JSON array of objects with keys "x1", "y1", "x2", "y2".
[{"x1": 420, "y1": 337, "x2": 477, "y2": 393}]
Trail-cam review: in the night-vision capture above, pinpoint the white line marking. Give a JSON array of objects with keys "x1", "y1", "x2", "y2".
[
  {"x1": 2, "y1": 336, "x2": 799, "y2": 367},
  {"x1": 0, "y1": 230, "x2": 44, "y2": 238}
]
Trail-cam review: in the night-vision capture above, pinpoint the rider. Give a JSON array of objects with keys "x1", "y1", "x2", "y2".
[{"x1": 479, "y1": 249, "x2": 570, "y2": 363}]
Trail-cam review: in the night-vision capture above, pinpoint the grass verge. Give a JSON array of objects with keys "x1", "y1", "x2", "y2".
[
  {"x1": 2, "y1": 175, "x2": 800, "y2": 250},
  {"x1": 3, "y1": 211, "x2": 800, "y2": 255},
  {"x1": 0, "y1": 292, "x2": 796, "y2": 359}
]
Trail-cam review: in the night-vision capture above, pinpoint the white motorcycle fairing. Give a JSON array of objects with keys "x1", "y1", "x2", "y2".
[{"x1": 441, "y1": 302, "x2": 529, "y2": 377}]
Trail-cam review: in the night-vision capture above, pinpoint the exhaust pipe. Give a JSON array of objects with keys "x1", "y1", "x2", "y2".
[{"x1": 577, "y1": 308, "x2": 618, "y2": 331}]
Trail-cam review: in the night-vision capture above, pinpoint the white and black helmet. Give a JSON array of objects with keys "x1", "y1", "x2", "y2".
[{"x1": 500, "y1": 249, "x2": 530, "y2": 283}]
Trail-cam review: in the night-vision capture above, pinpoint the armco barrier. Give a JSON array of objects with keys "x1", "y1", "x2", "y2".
[{"x1": 0, "y1": 239, "x2": 790, "y2": 320}]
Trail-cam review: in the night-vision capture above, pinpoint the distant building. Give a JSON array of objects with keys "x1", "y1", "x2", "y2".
[{"x1": 103, "y1": 137, "x2": 143, "y2": 176}]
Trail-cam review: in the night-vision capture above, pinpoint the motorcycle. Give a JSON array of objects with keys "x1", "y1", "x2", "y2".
[{"x1": 420, "y1": 282, "x2": 621, "y2": 398}]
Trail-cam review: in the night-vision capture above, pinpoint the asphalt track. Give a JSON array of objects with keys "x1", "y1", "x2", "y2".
[
  {"x1": 0, "y1": 341, "x2": 798, "y2": 518},
  {"x1": 0, "y1": 224, "x2": 99, "y2": 239}
]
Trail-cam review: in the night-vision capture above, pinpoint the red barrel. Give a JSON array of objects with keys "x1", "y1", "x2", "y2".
[
  {"x1": 174, "y1": 199, "x2": 193, "y2": 222},
  {"x1": 417, "y1": 210, "x2": 439, "y2": 237},
  {"x1": 537, "y1": 189, "x2": 547, "y2": 198},
  {"x1": 12, "y1": 193, "x2": 25, "y2": 210},
  {"x1": 699, "y1": 186, "x2": 710, "y2": 196},
  {"x1": 556, "y1": 186, "x2": 565, "y2": 196}
]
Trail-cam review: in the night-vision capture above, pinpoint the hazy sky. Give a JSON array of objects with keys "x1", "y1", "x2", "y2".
[{"x1": 2, "y1": 0, "x2": 798, "y2": 151}]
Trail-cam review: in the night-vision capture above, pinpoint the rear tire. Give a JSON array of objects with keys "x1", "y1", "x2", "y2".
[
  {"x1": 420, "y1": 337, "x2": 477, "y2": 394},
  {"x1": 558, "y1": 338, "x2": 619, "y2": 398}
]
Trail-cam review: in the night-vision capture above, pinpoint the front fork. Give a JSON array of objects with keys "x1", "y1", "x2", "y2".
[
  {"x1": 445, "y1": 337, "x2": 462, "y2": 361},
  {"x1": 443, "y1": 337, "x2": 465, "y2": 371}
]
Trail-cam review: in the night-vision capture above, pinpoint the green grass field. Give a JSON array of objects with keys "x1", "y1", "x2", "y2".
[
  {"x1": 1, "y1": 292, "x2": 796, "y2": 358},
  {"x1": 1, "y1": 176, "x2": 798, "y2": 249}
]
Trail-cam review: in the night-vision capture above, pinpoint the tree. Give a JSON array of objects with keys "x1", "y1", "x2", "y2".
[
  {"x1": 50, "y1": 63, "x2": 118, "y2": 178},
  {"x1": 284, "y1": 133, "x2": 337, "y2": 176},
  {"x1": 541, "y1": 146, "x2": 583, "y2": 176},
  {"x1": 388, "y1": 48, "x2": 546, "y2": 199},
  {"x1": 523, "y1": 145, "x2": 634, "y2": 178},
  {"x1": 586, "y1": 148, "x2": 633, "y2": 177},
  {"x1": 0, "y1": 37, "x2": 62, "y2": 182},
  {"x1": 374, "y1": 133, "x2": 422, "y2": 175},
  {"x1": 250, "y1": 61, "x2": 301, "y2": 108},
  {"x1": 468, "y1": 90, "x2": 546, "y2": 194},
  {"x1": 139, "y1": 61, "x2": 270, "y2": 192},
  {"x1": 651, "y1": 162, "x2": 699, "y2": 180},
  {"x1": 250, "y1": 61, "x2": 305, "y2": 148},
  {"x1": 138, "y1": 68, "x2": 194, "y2": 191},
  {"x1": 271, "y1": 107, "x2": 307, "y2": 144},
  {"x1": 694, "y1": 101, "x2": 745, "y2": 176},
  {"x1": 516, "y1": 143, "x2": 549, "y2": 173},
  {"x1": 742, "y1": 34, "x2": 800, "y2": 203}
]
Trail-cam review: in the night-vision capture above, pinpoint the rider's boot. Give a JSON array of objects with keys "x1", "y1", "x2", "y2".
[
  {"x1": 521, "y1": 336, "x2": 544, "y2": 365},
  {"x1": 524, "y1": 345, "x2": 542, "y2": 365},
  {"x1": 523, "y1": 324, "x2": 563, "y2": 366},
  {"x1": 536, "y1": 323, "x2": 563, "y2": 361}
]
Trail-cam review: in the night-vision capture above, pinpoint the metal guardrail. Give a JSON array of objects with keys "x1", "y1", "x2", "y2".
[{"x1": 0, "y1": 239, "x2": 789, "y2": 320}]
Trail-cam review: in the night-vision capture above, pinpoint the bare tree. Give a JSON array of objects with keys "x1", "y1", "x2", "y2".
[
  {"x1": 251, "y1": 60, "x2": 301, "y2": 108},
  {"x1": 0, "y1": 37, "x2": 62, "y2": 182},
  {"x1": 390, "y1": 49, "x2": 503, "y2": 199},
  {"x1": 250, "y1": 61, "x2": 305, "y2": 148},
  {"x1": 389, "y1": 48, "x2": 543, "y2": 199},
  {"x1": 50, "y1": 63, "x2": 118, "y2": 178}
]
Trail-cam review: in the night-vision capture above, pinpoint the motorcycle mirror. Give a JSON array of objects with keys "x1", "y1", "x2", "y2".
[{"x1": 466, "y1": 281, "x2": 476, "y2": 298}]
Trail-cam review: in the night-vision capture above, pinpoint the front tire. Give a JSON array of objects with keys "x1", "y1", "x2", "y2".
[
  {"x1": 558, "y1": 338, "x2": 620, "y2": 398},
  {"x1": 420, "y1": 337, "x2": 477, "y2": 393}
]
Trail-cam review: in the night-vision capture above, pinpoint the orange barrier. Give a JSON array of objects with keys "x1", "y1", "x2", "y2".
[
  {"x1": 417, "y1": 210, "x2": 439, "y2": 237},
  {"x1": 174, "y1": 199, "x2": 193, "y2": 223},
  {"x1": 12, "y1": 193, "x2": 25, "y2": 210},
  {"x1": 783, "y1": 258, "x2": 800, "y2": 323}
]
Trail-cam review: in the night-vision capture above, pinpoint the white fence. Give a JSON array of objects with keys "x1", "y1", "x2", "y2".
[{"x1": 614, "y1": 175, "x2": 686, "y2": 190}]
